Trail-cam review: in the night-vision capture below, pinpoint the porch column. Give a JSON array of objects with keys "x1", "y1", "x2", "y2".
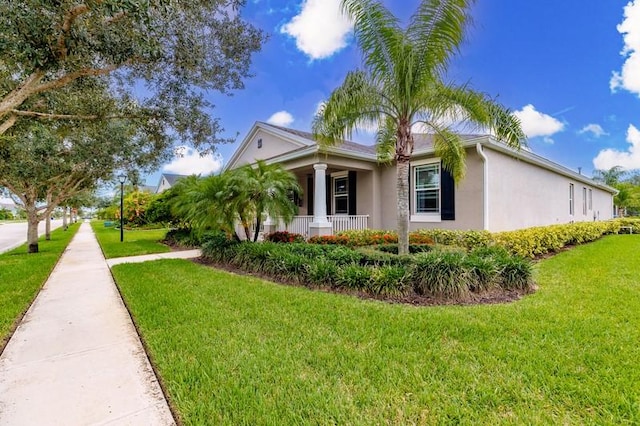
[
  {"x1": 263, "y1": 215, "x2": 276, "y2": 236},
  {"x1": 309, "y1": 163, "x2": 332, "y2": 237}
]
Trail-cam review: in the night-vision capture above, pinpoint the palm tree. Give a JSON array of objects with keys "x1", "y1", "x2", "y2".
[
  {"x1": 593, "y1": 166, "x2": 626, "y2": 187},
  {"x1": 313, "y1": 0, "x2": 525, "y2": 254},
  {"x1": 169, "y1": 174, "x2": 242, "y2": 239},
  {"x1": 234, "y1": 160, "x2": 302, "y2": 242}
]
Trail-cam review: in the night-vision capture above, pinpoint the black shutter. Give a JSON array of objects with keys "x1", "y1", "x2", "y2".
[
  {"x1": 307, "y1": 175, "x2": 314, "y2": 216},
  {"x1": 348, "y1": 171, "x2": 357, "y2": 215},
  {"x1": 326, "y1": 175, "x2": 331, "y2": 215},
  {"x1": 441, "y1": 164, "x2": 455, "y2": 220}
]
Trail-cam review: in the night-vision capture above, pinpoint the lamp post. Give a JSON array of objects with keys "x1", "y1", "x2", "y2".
[{"x1": 118, "y1": 174, "x2": 126, "y2": 242}]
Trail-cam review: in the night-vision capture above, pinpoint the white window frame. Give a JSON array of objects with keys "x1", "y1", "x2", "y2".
[
  {"x1": 569, "y1": 183, "x2": 575, "y2": 216},
  {"x1": 582, "y1": 187, "x2": 587, "y2": 215},
  {"x1": 331, "y1": 171, "x2": 349, "y2": 215},
  {"x1": 588, "y1": 188, "x2": 593, "y2": 210},
  {"x1": 410, "y1": 159, "x2": 441, "y2": 223}
]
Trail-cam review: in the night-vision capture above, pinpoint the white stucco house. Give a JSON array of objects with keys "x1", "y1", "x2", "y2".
[{"x1": 224, "y1": 121, "x2": 617, "y2": 237}]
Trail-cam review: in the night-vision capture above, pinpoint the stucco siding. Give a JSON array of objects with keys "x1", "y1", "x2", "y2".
[
  {"x1": 232, "y1": 129, "x2": 307, "y2": 167},
  {"x1": 485, "y1": 148, "x2": 614, "y2": 231}
]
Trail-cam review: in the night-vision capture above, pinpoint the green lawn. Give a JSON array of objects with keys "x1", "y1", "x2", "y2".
[
  {"x1": 0, "y1": 223, "x2": 80, "y2": 346},
  {"x1": 90, "y1": 221, "x2": 170, "y2": 258},
  {"x1": 112, "y1": 235, "x2": 640, "y2": 425}
]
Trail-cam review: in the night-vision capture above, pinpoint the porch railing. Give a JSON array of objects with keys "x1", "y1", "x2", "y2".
[{"x1": 275, "y1": 215, "x2": 369, "y2": 237}]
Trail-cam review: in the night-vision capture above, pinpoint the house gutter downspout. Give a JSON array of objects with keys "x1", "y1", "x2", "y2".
[{"x1": 476, "y1": 143, "x2": 489, "y2": 230}]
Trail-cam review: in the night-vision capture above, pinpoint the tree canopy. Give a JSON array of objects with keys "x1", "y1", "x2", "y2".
[{"x1": 0, "y1": 0, "x2": 264, "y2": 148}]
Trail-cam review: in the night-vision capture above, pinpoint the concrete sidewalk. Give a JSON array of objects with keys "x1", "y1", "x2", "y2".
[
  {"x1": 106, "y1": 249, "x2": 201, "y2": 268},
  {"x1": 0, "y1": 223, "x2": 175, "y2": 425}
]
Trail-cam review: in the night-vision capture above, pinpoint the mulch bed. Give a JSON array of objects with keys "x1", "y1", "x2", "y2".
[{"x1": 191, "y1": 257, "x2": 536, "y2": 307}]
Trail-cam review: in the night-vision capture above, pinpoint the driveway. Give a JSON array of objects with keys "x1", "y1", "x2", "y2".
[{"x1": 0, "y1": 219, "x2": 64, "y2": 254}]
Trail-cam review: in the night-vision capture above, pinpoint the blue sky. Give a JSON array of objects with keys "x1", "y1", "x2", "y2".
[{"x1": 152, "y1": 0, "x2": 640, "y2": 185}]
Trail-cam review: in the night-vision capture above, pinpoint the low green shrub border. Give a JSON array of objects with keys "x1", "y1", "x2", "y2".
[
  {"x1": 308, "y1": 220, "x2": 628, "y2": 258},
  {"x1": 201, "y1": 238, "x2": 534, "y2": 301}
]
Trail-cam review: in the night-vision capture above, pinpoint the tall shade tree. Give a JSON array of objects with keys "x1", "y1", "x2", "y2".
[
  {"x1": 0, "y1": 114, "x2": 163, "y2": 252},
  {"x1": 0, "y1": 0, "x2": 264, "y2": 148},
  {"x1": 313, "y1": 0, "x2": 525, "y2": 254}
]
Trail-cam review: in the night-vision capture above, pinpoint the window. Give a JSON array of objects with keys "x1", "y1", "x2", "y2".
[
  {"x1": 582, "y1": 187, "x2": 587, "y2": 215},
  {"x1": 257, "y1": 138, "x2": 262, "y2": 148},
  {"x1": 333, "y1": 175, "x2": 348, "y2": 214},
  {"x1": 569, "y1": 183, "x2": 575, "y2": 215},
  {"x1": 588, "y1": 188, "x2": 593, "y2": 210},
  {"x1": 413, "y1": 163, "x2": 440, "y2": 214}
]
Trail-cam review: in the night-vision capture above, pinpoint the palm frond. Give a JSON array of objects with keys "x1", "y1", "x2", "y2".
[
  {"x1": 423, "y1": 82, "x2": 526, "y2": 148},
  {"x1": 341, "y1": 0, "x2": 403, "y2": 82},
  {"x1": 431, "y1": 126, "x2": 466, "y2": 183},
  {"x1": 375, "y1": 117, "x2": 397, "y2": 164},
  {"x1": 312, "y1": 70, "x2": 384, "y2": 146},
  {"x1": 408, "y1": 0, "x2": 473, "y2": 80}
]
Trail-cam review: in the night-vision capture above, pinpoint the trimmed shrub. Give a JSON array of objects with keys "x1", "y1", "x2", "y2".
[
  {"x1": 463, "y1": 254, "x2": 498, "y2": 292},
  {"x1": 495, "y1": 255, "x2": 534, "y2": 291},
  {"x1": 336, "y1": 264, "x2": 373, "y2": 290},
  {"x1": 411, "y1": 251, "x2": 470, "y2": 299},
  {"x1": 369, "y1": 265, "x2": 410, "y2": 296},
  {"x1": 376, "y1": 244, "x2": 432, "y2": 254},
  {"x1": 306, "y1": 258, "x2": 339, "y2": 287},
  {"x1": 264, "y1": 231, "x2": 305, "y2": 243},
  {"x1": 324, "y1": 246, "x2": 363, "y2": 265},
  {"x1": 356, "y1": 248, "x2": 413, "y2": 267}
]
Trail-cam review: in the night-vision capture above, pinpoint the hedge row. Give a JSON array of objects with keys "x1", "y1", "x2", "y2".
[
  {"x1": 309, "y1": 220, "x2": 629, "y2": 258},
  {"x1": 201, "y1": 236, "x2": 533, "y2": 300}
]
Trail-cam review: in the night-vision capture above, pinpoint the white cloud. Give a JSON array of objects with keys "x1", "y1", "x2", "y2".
[
  {"x1": 611, "y1": 0, "x2": 640, "y2": 96},
  {"x1": 267, "y1": 110, "x2": 294, "y2": 127},
  {"x1": 513, "y1": 104, "x2": 565, "y2": 143},
  {"x1": 579, "y1": 123, "x2": 608, "y2": 138},
  {"x1": 281, "y1": 0, "x2": 353, "y2": 60},
  {"x1": 163, "y1": 146, "x2": 223, "y2": 176},
  {"x1": 593, "y1": 124, "x2": 640, "y2": 170}
]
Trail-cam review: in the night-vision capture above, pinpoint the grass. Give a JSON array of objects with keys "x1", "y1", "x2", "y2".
[
  {"x1": 112, "y1": 235, "x2": 640, "y2": 425},
  {"x1": 90, "y1": 221, "x2": 170, "y2": 258},
  {"x1": 0, "y1": 223, "x2": 80, "y2": 346}
]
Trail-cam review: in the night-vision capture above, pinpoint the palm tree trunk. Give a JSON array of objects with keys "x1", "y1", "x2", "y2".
[{"x1": 397, "y1": 159, "x2": 410, "y2": 255}]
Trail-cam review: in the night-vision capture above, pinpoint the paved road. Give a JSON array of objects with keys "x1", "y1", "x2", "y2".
[{"x1": 0, "y1": 219, "x2": 64, "y2": 254}]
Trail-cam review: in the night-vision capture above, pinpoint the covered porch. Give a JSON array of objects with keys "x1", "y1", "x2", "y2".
[{"x1": 265, "y1": 161, "x2": 380, "y2": 238}]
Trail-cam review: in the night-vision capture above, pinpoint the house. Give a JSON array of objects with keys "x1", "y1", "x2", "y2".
[
  {"x1": 155, "y1": 173, "x2": 188, "y2": 193},
  {"x1": 224, "y1": 121, "x2": 616, "y2": 237}
]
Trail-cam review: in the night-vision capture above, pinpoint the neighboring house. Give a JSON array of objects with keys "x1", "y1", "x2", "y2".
[
  {"x1": 139, "y1": 185, "x2": 157, "y2": 194},
  {"x1": 155, "y1": 173, "x2": 188, "y2": 193},
  {"x1": 225, "y1": 121, "x2": 616, "y2": 237},
  {"x1": 0, "y1": 198, "x2": 19, "y2": 215}
]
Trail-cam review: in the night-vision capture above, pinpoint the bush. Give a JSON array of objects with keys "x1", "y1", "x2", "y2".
[
  {"x1": 376, "y1": 244, "x2": 432, "y2": 254},
  {"x1": 264, "y1": 231, "x2": 305, "y2": 243},
  {"x1": 324, "y1": 246, "x2": 363, "y2": 265},
  {"x1": 306, "y1": 258, "x2": 339, "y2": 287},
  {"x1": 356, "y1": 248, "x2": 413, "y2": 267},
  {"x1": 336, "y1": 264, "x2": 373, "y2": 290},
  {"x1": 369, "y1": 265, "x2": 410, "y2": 296},
  {"x1": 495, "y1": 255, "x2": 534, "y2": 291},
  {"x1": 411, "y1": 251, "x2": 470, "y2": 299},
  {"x1": 463, "y1": 254, "x2": 498, "y2": 293}
]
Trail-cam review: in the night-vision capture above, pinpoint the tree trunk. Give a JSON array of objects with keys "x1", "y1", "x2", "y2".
[
  {"x1": 45, "y1": 213, "x2": 51, "y2": 240},
  {"x1": 397, "y1": 159, "x2": 410, "y2": 255},
  {"x1": 27, "y1": 210, "x2": 40, "y2": 253},
  {"x1": 45, "y1": 193, "x2": 52, "y2": 240},
  {"x1": 62, "y1": 206, "x2": 68, "y2": 230}
]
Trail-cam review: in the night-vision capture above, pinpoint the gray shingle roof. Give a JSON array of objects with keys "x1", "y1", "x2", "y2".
[{"x1": 161, "y1": 173, "x2": 188, "y2": 186}]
